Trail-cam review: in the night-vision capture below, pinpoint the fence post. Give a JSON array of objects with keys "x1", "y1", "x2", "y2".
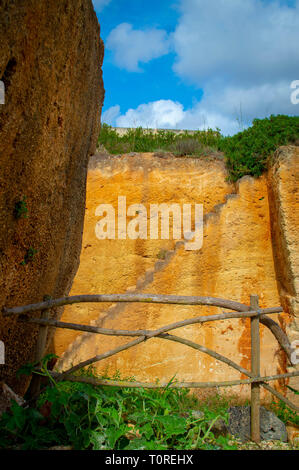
[
  {"x1": 29, "y1": 309, "x2": 50, "y2": 398},
  {"x1": 250, "y1": 294, "x2": 260, "y2": 443}
]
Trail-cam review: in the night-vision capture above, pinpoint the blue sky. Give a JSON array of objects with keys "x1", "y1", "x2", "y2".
[{"x1": 92, "y1": 0, "x2": 299, "y2": 135}]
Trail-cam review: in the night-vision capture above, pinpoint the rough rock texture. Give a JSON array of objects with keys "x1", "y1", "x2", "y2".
[
  {"x1": 267, "y1": 146, "x2": 299, "y2": 406},
  {"x1": 228, "y1": 406, "x2": 288, "y2": 442},
  {"x1": 55, "y1": 153, "x2": 293, "y2": 402},
  {"x1": 0, "y1": 0, "x2": 104, "y2": 394},
  {"x1": 54, "y1": 153, "x2": 234, "y2": 354}
]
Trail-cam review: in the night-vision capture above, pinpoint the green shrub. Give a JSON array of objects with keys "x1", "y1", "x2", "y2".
[
  {"x1": 220, "y1": 115, "x2": 299, "y2": 181},
  {"x1": 170, "y1": 138, "x2": 208, "y2": 156},
  {"x1": 98, "y1": 124, "x2": 222, "y2": 155},
  {"x1": 98, "y1": 115, "x2": 299, "y2": 182}
]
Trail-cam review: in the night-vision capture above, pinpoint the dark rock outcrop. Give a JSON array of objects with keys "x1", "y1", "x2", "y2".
[
  {"x1": 0, "y1": 0, "x2": 104, "y2": 394},
  {"x1": 228, "y1": 406, "x2": 288, "y2": 442}
]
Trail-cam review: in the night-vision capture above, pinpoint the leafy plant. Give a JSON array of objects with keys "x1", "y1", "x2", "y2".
[
  {"x1": 5, "y1": 361, "x2": 295, "y2": 451},
  {"x1": 287, "y1": 385, "x2": 299, "y2": 395},
  {"x1": 270, "y1": 399, "x2": 299, "y2": 427},
  {"x1": 17, "y1": 353, "x2": 59, "y2": 386},
  {"x1": 0, "y1": 363, "x2": 237, "y2": 450},
  {"x1": 20, "y1": 247, "x2": 38, "y2": 265},
  {"x1": 269, "y1": 386, "x2": 299, "y2": 428},
  {"x1": 14, "y1": 196, "x2": 28, "y2": 219}
]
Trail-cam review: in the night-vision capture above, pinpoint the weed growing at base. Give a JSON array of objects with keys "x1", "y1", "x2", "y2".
[
  {"x1": 270, "y1": 386, "x2": 299, "y2": 427},
  {"x1": 98, "y1": 115, "x2": 299, "y2": 182},
  {"x1": 1, "y1": 360, "x2": 297, "y2": 450},
  {"x1": 0, "y1": 361, "x2": 236, "y2": 450}
]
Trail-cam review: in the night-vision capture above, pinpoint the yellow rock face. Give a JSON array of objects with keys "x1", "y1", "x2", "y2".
[
  {"x1": 54, "y1": 149, "x2": 298, "y2": 402},
  {"x1": 267, "y1": 146, "x2": 299, "y2": 405},
  {"x1": 54, "y1": 153, "x2": 233, "y2": 356}
]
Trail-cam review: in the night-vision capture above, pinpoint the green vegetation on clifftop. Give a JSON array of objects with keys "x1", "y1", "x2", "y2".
[
  {"x1": 98, "y1": 115, "x2": 299, "y2": 182},
  {"x1": 219, "y1": 115, "x2": 299, "y2": 181}
]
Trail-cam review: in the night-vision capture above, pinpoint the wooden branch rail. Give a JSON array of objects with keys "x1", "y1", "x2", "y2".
[
  {"x1": 17, "y1": 306, "x2": 283, "y2": 336},
  {"x1": 2, "y1": 293, "x2": 292, "y2": 362},
  {"x1": 4, "y1": 293, "x2": 299, "y2": 443},
  {"x1": 47, "y1": 369, "x2": 299, "y2": 393},
  {"x1": 51, "y1": 330, "x2": 299, "y2": 414},
  {"x1": 2, "y1": 294, "x2": 252, "y2": 315}
]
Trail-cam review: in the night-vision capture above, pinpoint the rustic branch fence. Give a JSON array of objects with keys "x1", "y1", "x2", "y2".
[{"x1": 3, "y1": 293, "x2": 299, "y2": 443}]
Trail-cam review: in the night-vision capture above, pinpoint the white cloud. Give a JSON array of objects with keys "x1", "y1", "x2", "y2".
[
  {"x1": 115, "y1": 100, "x2": 185, "y2": 128},
  {"x1": 92, "y1": 0, "x2": 111, "y2": 12},
  {"x1": 102, "y1": 99, "x2": 240, "y2": 135},
  {"x1": 106, "y1": 23, "x2": 170, "y2": 72},
  {"x1": 109, "y1": 99, "x2": 239, "y2": 135},
  {"x1": 172, "y1": 0, "x2": 299, "y2": 87},
  {"x1": 103, "y1": 80, "x2": 297, "y2": 135},
  {"x1": 197, "y1": 80, "x2": 297, "y2": 131},
  {"x1": 102, "y1": 0, "x2": 299, "y2": 134}
]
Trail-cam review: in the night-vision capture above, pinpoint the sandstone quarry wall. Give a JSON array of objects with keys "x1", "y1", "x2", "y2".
[
  {"x1": 54, "y1": 153, "x2": 234, "y2": 355},
  {"x1": 267, "y1": 146, "x2": 299, "y2": 404},
  {"x1": 55, "y1": 149, "x2": 298, "y2": 402},
  {"x1": 0, "y1": 0, "x2": 104, "y2": 394}
]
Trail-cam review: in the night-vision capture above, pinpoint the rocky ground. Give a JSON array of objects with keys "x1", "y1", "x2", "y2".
[{"x1": 230, "y1": 437, "x2": 298, "y2": 450}]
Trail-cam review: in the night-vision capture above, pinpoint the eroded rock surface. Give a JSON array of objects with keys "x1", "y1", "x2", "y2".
[
  {"x1": 55, "y1": 152, "x2": 295, "y2": 402},
  {"x1": 54, "y1": 153, "x2": 234, "y2": 356},
  {"x1": 0, "y1": 0, "x2": 104, "y2": 393},
  {"x1": 267, "y1": 146, "x2": 299, "y2": 405}
]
